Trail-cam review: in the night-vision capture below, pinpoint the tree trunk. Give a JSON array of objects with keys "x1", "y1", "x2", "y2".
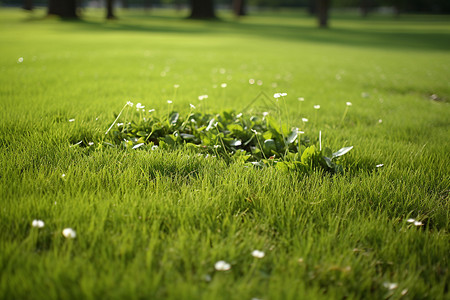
[
  {"x1": 360, "y1": 0, "x2": 371, "y2": 17},
  {"x1": 106, "y1": 0, "x2": 116, "y2": 19},
  {"x1": 189, "y1": 0, "x2": 216, "y2": 19},
  {"x1": 308, "y1": 0, "x2": 316, "y2": 15},
  {"x1": 316, "y1": 0, "x2": 330, "y2": 28},
  {"x1": 23, "y1": 0, "x2": 33, "y2": 11},
  {"x1": 233, "y1": 0, "x2": 246, "y2": 17},
  {"x1": 48, "y1": 0, "x2": 78, "y2": 18},
  {"x1": 144, "y1": 0, "x2": 152, "y2": 11}
]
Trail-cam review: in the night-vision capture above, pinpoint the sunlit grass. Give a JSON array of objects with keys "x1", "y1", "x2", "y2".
[{"x1": 0, "y1": 7, "x2": 449, "y2": 300}]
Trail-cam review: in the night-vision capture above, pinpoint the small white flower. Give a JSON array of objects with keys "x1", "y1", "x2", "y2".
[
  {"x1": 274, "y1": 93, "x2": 281, "y2": 98},
  {"x1": 190, "y1": 104, "x2": 196, "y2": 109},
  {"x1": 302, "y1": 118, "x2": 308, "y2": 122},
  {"x1": 126, "y1": 101, "x2": 134, "y2": 107},
  {"x1": 314, "y1": 105, "x2": 321, "y2": 109},
  {"x1": 174, "y1": 84, "x2": 180, "y2": 88},
  {"x1": 136, "y1": 103, "x2": 145, "y2": 109},
  {"x1": 214, "y1": 260, "x2": 231, "y2": 271},
  {"x1": 401, "y1": 289, "x2": 408, "y2": 296},
  {"x1": 414, "y1": 221, "x2": 423, "y2": 226},
  {"x1": 236, "y1": 113, "x2": 242, "y2": 118},
  {"x1": 167, "y1": 100, "x2": 172, "y2": 104},
  {"x1": 68, "y1": 119, "x2": 75, "y2": 122},
  {"x1": 251, "y1": 129, "x2": 258, "y2": 134},
  {"x1": 32, "y1": 220, "x2": 45, "y2": 228},
  {"x1": 148, "y1": 109, "x2": 155, "y2": 113},
  {"x1": 62, "y1": 228, "x2": 76, "y2": 239},
  {"x1": 88, "y1": 142, "x2": 94, "y2": 146},
  {"x1": 346, "y1": 102, "x2": 352, "y2": 106},
  {"x1": 383, "y1": 282, "x2": 398, "y2": 290},
  {"x1": 299, "y1": 131, "x2": 304, "y2": 134},
  {"x1": 249, "y1": 79, "x2": 255, "y2": 85},
  {"x1": 257, "y1": 80, "x2": 263, "y2": 86},
  {"x1": 298, "y1": 97, "x2": 304, "y2": 101},
  {"x1": 213, "y1": 145, "x2": 220, "y2": 149},
  {"x1": 407, "y1": 218, "x2": 415, "y2": 223},
  {"x1": 378, "y1": 119, "x2": 383, "y2": 123},
  {"x1": 61, "y1": 174, "x2": 66, "y2": 178},
  {"x1": 376, "y1": 164, "x2": 384, "y2": 168},
  {"x1": 262, "y1": 112, "x2": 269, "y2": 117},
  {"x1": 221, "y1": 83, "x2": 227, "y2": 88},
  {"x1": 151, "y1": 145, "x2": 158, "y2": 151},
  {"x1": 251, "y1": 250, "x2": 265, "y2": 258},
  {"x1": 18, "y1": 57, "x2": 23, "y2": 63},
  {"x1": 280, "y1": 93, "x2": 287, "y2": 97},
  {"x1": 198, "y1": 95, "x2": 208, "y2": 101}
]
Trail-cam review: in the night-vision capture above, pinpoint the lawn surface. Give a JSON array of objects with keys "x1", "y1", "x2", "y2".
[{"x1": 0, "y1": 7, "x2": 449, "y2": 300}]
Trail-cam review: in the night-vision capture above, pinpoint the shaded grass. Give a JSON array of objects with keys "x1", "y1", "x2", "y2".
[{"x1": 0, "y1": 7, "x2": 449, "y2": 300}]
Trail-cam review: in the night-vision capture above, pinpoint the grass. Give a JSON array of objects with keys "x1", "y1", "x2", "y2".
[{"x1": 1, "y1": 7, "x2": 449, "y2": 300}]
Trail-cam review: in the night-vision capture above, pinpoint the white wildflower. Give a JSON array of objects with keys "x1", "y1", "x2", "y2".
[
  {"x1": 257, "y1": 80, "x2": 263, "y2": 86},
  {"x1": 136, "y1": 103, "x2": 145, "y2": 109},
  {"x1": 190, "y1": 104, "x2": 196, "y2": 109},
  {"x1": 68, "y1": 119, "x2": 75, "y2": 122},
  {"x1": 346, "y1": 102, "x2": 352, "y2": 106},
  {"x1": 174, "y1": 84, "x2": 180, "y2": 88},
  {"x1": 214, "y1": 260, "x2": 231, "y2": 271},
  {"x1": 126, "y1": 101, "x2": 134, "y2": 107},
  {"x1": 62, "y1": 228, "x2": 76, "y2": 239},
  {"x1": 376, "y1": 164, "x2": 384, "y2": 168},
  {"x1": 298, "y1": 97, "x2": 304, "y2": 101},
  {"x1": 383, "y1": 282, "x2": 398, "y2": 290},
  {"x1": 249, "y1": 79, "x2": 255, "y2": 85},
  {"x1": 148, "y1": 109, "x2": 155, "y2": 113},
  {"x1": 32, "y1": 220, "x2": 45, "y2": 228},
  {"x1": 221, "y1": 83, "x2": 227, "y2": 88},
  {"x1": 167, "y1": 100, "x2": 172, "y2": 104},
  {"x1": 17, "y1": 57, "x2": 23, "y2": 63},
  {"x1": 251, "y1": 250, "x2": 265, "y2": 258},
  {"x1": 314, "y1": 105, "x2": 321, "y2": 109},
  {"x1": 302, "y1": 118, "x2": 308, "y2": 122}
]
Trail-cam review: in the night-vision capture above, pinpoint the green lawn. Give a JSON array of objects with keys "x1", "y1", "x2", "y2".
[{"x1": 0, "y1": 7, "x2": 449, "y2": 300}]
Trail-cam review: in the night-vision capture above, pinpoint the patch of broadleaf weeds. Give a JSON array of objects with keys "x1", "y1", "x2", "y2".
[{"x1": 75, "y1": 100, "x2": 353, "y2": 174}]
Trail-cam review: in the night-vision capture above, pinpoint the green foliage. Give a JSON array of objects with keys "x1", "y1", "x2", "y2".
[{"x1": 101, "y1": 103, "x2": 352, "y2": 173}]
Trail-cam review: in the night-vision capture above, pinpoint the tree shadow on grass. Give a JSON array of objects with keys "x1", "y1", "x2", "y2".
[{"x1": 22, "y1": 12, "x2": 450, "y2": 52}]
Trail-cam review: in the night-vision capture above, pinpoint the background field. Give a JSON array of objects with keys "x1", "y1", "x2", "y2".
[{"x1": 0, "y1": 8, "x2": 449, "y2": 299}]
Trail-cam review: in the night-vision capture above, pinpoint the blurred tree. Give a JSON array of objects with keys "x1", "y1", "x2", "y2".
[
  {"x1": 106, "y1": 0, "x2": 117, "y2": 19},
  {"x1": 22, "y1": 0, "x2": 33, "y2": 11},
  {"x1": 317, "y1": 0, "x2": 330, "y2": 27},
  {"x1": 122, "y1": 0, "x2": 129, "y2": 9},
  {"x1": 189, "y1": 0, "x2": 216, "y2": 18},
  {"x1": 233, "y1": 0, "x2": 246, "y2": 16},
  {"x1": 48, "y1": 0, "x2": 78, "y2": 18}
]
